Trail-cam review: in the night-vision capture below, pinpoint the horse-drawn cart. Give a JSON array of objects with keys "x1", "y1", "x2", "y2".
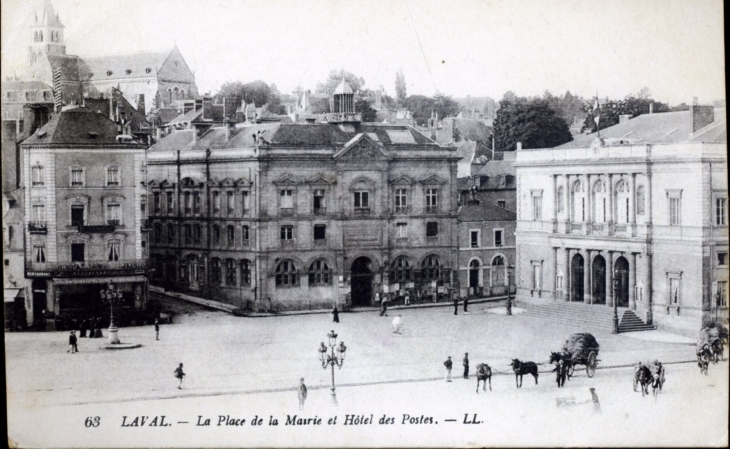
[{"x1": 562, "y1": 333, "x2": 600, "y2": 378}]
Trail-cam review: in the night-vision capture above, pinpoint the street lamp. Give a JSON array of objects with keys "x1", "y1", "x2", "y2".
[
  {"x1": 319, "y1": 330, "x2": 347, "y2": 404},
  {"x1": 612, "y1": 276, "x2": 620, "y2": 334},
  {"x1": 506, "y1": 265, "x2": 513, "y2": 316},
  {"x1": 100, "y1": 283, "x2": 123, "y2": 344}
]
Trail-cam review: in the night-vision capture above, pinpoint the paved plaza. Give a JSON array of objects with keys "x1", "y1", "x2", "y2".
[{"x1": 6, "y1": 301, "x2": 728, "y2": 447}]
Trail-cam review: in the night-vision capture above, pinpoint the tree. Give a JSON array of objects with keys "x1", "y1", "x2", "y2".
[
  {"x1": 493, "y1": 97, "x2": 573, "y2": 151},
  {"x1": 316, "y1": 70, "x2": 365, "y2": 96},
  {"x1": 356, "y1": 98, "x2": 377, "y2": 122},
  {"x1": 395, "y1": 70, "x2": 407, "y2": 106},
  {"x1": 404, "y1": 95, "x2": 435, "y2": 125},
  {"x1": 216, "y1": 80, "x2": 272, "y2": 107},
  {"x1": 580, "y1": 93, "x2": 670, "y2": 133},
  {"x1": 433, "y1": 92, "x2": 460, "y2": 119}
]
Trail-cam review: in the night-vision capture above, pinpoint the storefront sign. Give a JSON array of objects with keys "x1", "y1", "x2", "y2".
[{"x1": 26, "y1": 260, "x2": 147, "y2": 278}]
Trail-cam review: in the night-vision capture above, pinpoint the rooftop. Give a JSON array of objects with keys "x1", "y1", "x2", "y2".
[{"x1": 458, "y1": 203, "x2": 516, "y2": 222}]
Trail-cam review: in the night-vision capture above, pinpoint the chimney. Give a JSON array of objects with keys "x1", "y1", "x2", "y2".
[
  {"x1": 516, "y1": 141, "x2": 522, "y2": 151},
  {"x1": 619, "y1": 114, "x2": 631, "y2": 124},
  {"x1": 690, "y1": 101, "x2": 715, "y2": 132},
  {"x1": 183, "y1": 101, "x2": 194, "y2": 114},
  {"x1": 693, "y1": 97, "x2": 699, "y2": 106}
]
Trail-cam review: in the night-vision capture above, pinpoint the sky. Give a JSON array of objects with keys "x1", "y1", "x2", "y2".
[{"x1": 1, "y1": 0, "x2": 725, "y2": 105}]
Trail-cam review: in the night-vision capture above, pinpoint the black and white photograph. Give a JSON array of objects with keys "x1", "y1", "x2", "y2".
[{"x1": 2, "y1": 0, "x2": 727, "y2": 447}]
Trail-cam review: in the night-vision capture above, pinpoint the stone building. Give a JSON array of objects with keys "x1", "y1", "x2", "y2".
[
  {"x1": 20, "y1": 107, "x2": 149, "y2": 327},
  {"x1": 146, "y1": 81, "x2": 460, "y2": 311},
  {"x1": 514, "y1": 105, "x2": 727, "y2": 335}
]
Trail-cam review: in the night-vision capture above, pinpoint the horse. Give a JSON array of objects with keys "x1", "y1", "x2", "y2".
[
  {"x1": 651, "y1": 362, "x2": 665, "y2": 402},
  {"x1": 549, "y1": 352, "x2": 572, "y2": 386},
  {"x1": 633, "y1": 363, "x2": 652, "y2": 397},
  {"x1": 510, "y1": 359, "x2": 539, "y2": 388},
  {"x1": 697, "y1": 344, "x2": 712, "y2": 375},
  {"x1": 475, "y1": 363, "x2": 492, "y2": 393},
  {"x1": 710, "y1": 340, "x2": 724, "y2": 363}
]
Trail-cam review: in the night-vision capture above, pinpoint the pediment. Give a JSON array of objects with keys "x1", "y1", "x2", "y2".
[
  {"x1": 307, "y1": 173, "x2": 337, "y2": 185},
  {"x1": 389, "y1": 174, "x2": 416, "y2": 185},
  {"x1": 419, "y1": 174, "x2": 447, "y2": 186},
  {"x1": 235, "y1": 178, "x2": 253, "y2": 188},
  {"x1": 334, "y1": 133, "x2": 391, "y2": 160},
  {"x1": 180, "y1": 176, "x2": 204, "y2": 187},
  {"x1": 159, "y1": 179, "x2": 173, "y2": 188},
  {"x1": 272, "y1": 173, "x2": 300, "y2": 186}
]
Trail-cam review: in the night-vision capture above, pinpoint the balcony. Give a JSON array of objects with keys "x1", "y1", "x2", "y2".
[
  {"x1": 28, "y1": 221, "x2": 47, "y2": 234},
  {"x1": 281, "y1": 239, "x2": 296, "y2": 248},
  {"x1": 78, "y1": 223, "x2": 116, "y2": 233},
  {"x1": 313, "y1": 207, "x2": 327, "y2": 216},
  {"x1": 394, "y1": 206, "x2": 409, "y2": 215},
  {"x1": 26, "y1": 259, "x2": 148, "y2": 277},
  {"x1": 314, "y1": 239, "x2": 327, "y2": 247},
  {"x1": 354, "y1": 208, "x2": 371, "y2": 216},
  {"x1": 425, "y1": 206, "x2": 439, "y2": 214},
  {"x1": 280, "y1": 208, "x2": 294, "y2": 217}
]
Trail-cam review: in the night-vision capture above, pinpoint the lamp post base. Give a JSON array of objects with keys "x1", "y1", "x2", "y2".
[
  {"x1": 108, "y1": 325, "x2": 120, "y2": 344},
  {"x1": 330, "y1": 388, "x2": 338, "y2": 405},
  {"x1": 612, "y1": 316, "x2": 619, "y2": 334}
]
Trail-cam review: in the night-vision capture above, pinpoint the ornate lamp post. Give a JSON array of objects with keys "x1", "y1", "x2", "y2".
[
  {"x1": 319, "y1": 330, "x2": 347, "y2": 404},
  {"x1": 612, "y1": 276, "x2": 620, "y2": 334},
  {"x1": 100, "y1": 283, "x2": 123, "y2": 344}
]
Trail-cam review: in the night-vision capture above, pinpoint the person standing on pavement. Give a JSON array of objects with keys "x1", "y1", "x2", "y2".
[
  {"x1": 380, "y1": 297, "x2": 388, "y2": 316},
  {"x1": 154, "y1": 319, "x2": 160, "y2": 340},
  {"x1": 463, "y1": 297, "x2": 469, "y2": 314},
  {"x1": 332, "y1": 306, "x2": 340, "y2": 323},
  {"x1": 392, "y1": 315, "x2": 402, "y2": 333},
  {"x1": 453, "y1": 297, "x2": 459, "y2": 315},
  {"x1": 463, "y1": 353, "x2": 469, "y2": 379},
  {"x1": 79, "y1": 319, "x2": 87, "y2": 338},
  {"x1": 68, "y1": 331, "x2": 78, "y2": 353},
  {"x1": 444, "y1": 356, "x2": 453, "y2": 382},
  {"x1": 174, "y1": 363, "x2": 185, "y2": 389},
  {"x1": 404, "y1": 293, "x2": 410, "y2": 306},
  {"x1": 298, "y1": 378, "x2": 308, "y2": 410}
]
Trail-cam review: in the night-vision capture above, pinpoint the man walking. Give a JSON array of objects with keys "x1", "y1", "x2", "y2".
[
  {"x1": 463, "y1": 297, "x2": 469, "y2": 315},
  {"x1": 68, "y1": 331, "x2": 78, "y2": 353},
  {"x1": 332, "y1": 306, "x2": 340, "y2": 323},
  {"x1": 444, "y1": 356, "x2": 453, "y2": 382},
  {"x1": 154, "y1": 319, "x2": 160, "y2": 340},
  {"x1": 453, "y1": 297, "x2": 459, "y2": 315},
  {"x1": 380, "y1": 297, "x2": 388, "y2": 316},
  {"x1": 174, "y1": 363, "x2": 186, "y2": 389},
  {"x1": 463, "y1": 353, "x2": 470, "y2": 379},
  {"x1": 298, "y1": 378, "x2": 308, "y2": 410},
  {"x1": 404, "y1": 293, "x2": 410, "y2": 306}
]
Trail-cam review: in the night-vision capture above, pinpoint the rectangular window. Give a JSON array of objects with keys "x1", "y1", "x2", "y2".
[
  {"x1": 107, "y1": 167, "x2": 119, "y2": 186},
  {"x1": 184, "y1": 225, "x2": 192, "y2": 244},
  {"x1": 497, "y1": 200, "x2": 506, "y2": 209},
  {"x1": 106, "y1": 204, "x2": 121, "y2": 225},
  {"x1": 194, "y1": 192, "x2": 201, "y2": 214},
  {"x1": 280, "y1": 190, "x2": 293, "y2": 209},
  {"x1": 425, "y1": 189, "x2": 438, "y2": 212},
  {"x1": 716, "y1": 198, "x2": 727, "y2": 226},
  {"x1": 167, "y1": 224, "x2": 175, "y2": 244},
  {"x1": 226, "y1": 259, "x2": 236, "y2": 285},
  {"x1": 212, "y1": 225, "x2": 220, "y2": 245},
  {"x1": 71, "y1": 205, "x2": 84, "y2": 226},
  {"x1": 396, "y1": 222, "x2": 408, "y2": 238},
  {"x1": 669, "y1": 278, "x2": 680, "y2": 304},
  {"x1": 426, "y1": 222, "x2": 438, "y2": 237},
  {"x1": 241, "y1": 192, "x2": 249, "y2": 213},
  {"x1": 670, "y1": 197, "x2": 681, "y2": 226},
  {"x1": 34, "y1": 245, "x2": 45, "y2": 263},
  {"x1": 314, "y1": 224, "x2": 326, "y2": 240},
  {"x1": 70, "y1": 167, "x2": 84, "y2": 186},
  {"x1": 280, "y1": 225, "x2": 293, "y2": 240},
  {"x1": 184, "y1": 192, "x2": 192, "y2": 214},
  {"x1": 395, "y1": 189, "x2": 408, "y2": 212},
  {"x1": 212, "y1": 191, "x2": 220, "y2": 213},
  {"x1": 532, "y1": 264, "x2": 542, "y2": 290},
  {"x1": 494, "y1": 229, "x2": 503, "y2": 247},
  {"x1": 313, "y1": 189, "x2": 326, "y2": 214},
  {"x1": 241, "y1": 225, "x2": 250, "y2": 243},
  {"x1": 71, "y1": 243, "x2": 85, "y2": 262},
  {"x1": 153, "y1": 193, "x2": 161, "y2": 213},
  {"x1": 31, "y1": 166, "x2": 44, "y2": 186},
  {"x1": 354, "y1": 191, "x2": 369, "y2": 209},
  {"x1": 718, "y1": 253, "x2": 727, "y2": 266},
  {"x1": 718, "y1": 281, "x2": 728, "y2": 307},
  {"x1": 227, "y1": 225, "x2": 235, "y2": 246},
  {"x1": 153, "y1": 223, "x2": 162, "y2": 243},
  {"x1": 470, "y1": 230, "x2": 480, "y2": 248},
  {"x1": 167, "y1": 193, "x2": 174, "y2": 214},
  {"x1": 533, "y1": 197, "x2": 542, "y2": 221},
  {"x1": 32, "y1": 204, "x2": 45, "y2": 223},
  {"x1": 227, "y1": 192, "x2": 235, "y2": 214},
  {"x1": 193, "y1": 224, "x2": 201, "y2": 244},
  {"x1": 107, "y1": 241, "x2": 120, "y2": 261}
]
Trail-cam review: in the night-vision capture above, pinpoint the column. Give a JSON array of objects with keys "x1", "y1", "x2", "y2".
[
  {"x1": 630, "y1": 173, "x2": 637, "y2": 235},
  {"x1": 585, "y1": 249, "x2": 592, "y2": 303},
  {"x1": 645, "y1": 172, "x2": 653, "y2": 226},
  {"x1": 607, "y1": 251, "x2": 614, "y2": 307},
  {"x1": 630, "y1": 253, "x2": 638, "y2": 310},
  {"x1": 553, "y1": 247, "x2": 559, "y2": 300},
  {"x1": 607, "y1": 174, "x2": 614, "y2": 234},
  {"x1": 552, "y1": 175, "x2": 558, "y2": 223},
  {"x1": 586, "y1": 174, "x2": 592, "y2": 234},
  {"x1": 645, "y1": 252, "x2": 653, "y2": 324},
  {"x1": 564, "y1": 248, "x2": 571, "y2": 302},
  {"x1": 565, "y1": 175, "x2": 572, "y2": 225}
]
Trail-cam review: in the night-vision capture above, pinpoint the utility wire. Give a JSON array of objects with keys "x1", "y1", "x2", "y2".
[{"x1": 403, "y1": 0, "x2": 438, "y2": 93}]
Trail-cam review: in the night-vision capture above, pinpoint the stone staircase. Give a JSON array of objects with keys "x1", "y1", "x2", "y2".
[{"x1": 522, "y1": 300, "x2": 655, "y2": 333}]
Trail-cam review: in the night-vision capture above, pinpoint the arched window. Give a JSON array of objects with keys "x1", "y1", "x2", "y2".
[
  {"x1": 636, "y1": 185, "x2": 645, "y2": 215},
  {"x1": 30, "y1": 52, "x2": 37, "y2": 64},
  {"x1": 492, "y1": 255, "x2": 504, "y2": 266},
  {"x1": 308, "y1": 259, "x2": 331, "y2": 286},
  {"x1": 390, "y1": 256, "x2": 411, "y2": 282},
  {"x1": 225, "y1": 258, "x2": 236, "y2": 285},
  {"x1": 173, "y1": 87, "x2": 179, "y2": 101},
  {"x1": 210, "y1": 258, "x2": 221, "y2": 284},
  {"x1": 571, "y1": 179, "x2": 585, "y2": 222},
  {"x1": 275, "y1": 260, "x2": 298, "y2": 286},
  {"x1": 39, "y1": 30, "x2": 44, "y2": 42},
  {"x1": 421, "y1": 255, "x2": 442, "y2": 280},
  {"x1": 593, "y1": 180, "x2": 608, "y2": 223},
  {"x1": 181, "y1": 90, "x2": 186, "y2": 100},
  {"x1": 240, "y1": 259, "x2": 251, "y2": 285},
  {"x1": 167, "y1": 88, "x2": 172, "y2": 104},
  {"x1": 615, "y1": 180, "x2": 630, "y2": 224}
]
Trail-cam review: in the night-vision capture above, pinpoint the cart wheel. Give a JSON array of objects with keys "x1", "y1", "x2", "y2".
[{"x1": 586, "y1": 351, "x2": 597, "y2": 378}]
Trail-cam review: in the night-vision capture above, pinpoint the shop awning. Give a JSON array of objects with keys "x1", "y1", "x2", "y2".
[
  {"x1": 4, "y1": 288, "x2": 24, "y2": 303},
  {"x1": 53, "y1": 276, "x2": 146, "y2": 285}
]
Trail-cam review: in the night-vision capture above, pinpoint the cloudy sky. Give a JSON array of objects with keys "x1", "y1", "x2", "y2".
[{"x1": 1, "y1": 0, "x2": 725, "y2": 105}]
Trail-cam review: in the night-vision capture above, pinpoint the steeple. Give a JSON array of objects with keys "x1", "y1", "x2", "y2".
[{"x1": 28, "y1": 0, "x2": 66, "y2": 66}]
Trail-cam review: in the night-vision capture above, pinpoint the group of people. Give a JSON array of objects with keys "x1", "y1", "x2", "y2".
[
  {"x1": 79, "y1": 318, "x2": 104, "y2": 339},
  {"x1": 453, "y1": 297, "x2": 469, "y2": 315},
  {"x1": 443, "y1": 353, "x2": 470, "y2": 381}
]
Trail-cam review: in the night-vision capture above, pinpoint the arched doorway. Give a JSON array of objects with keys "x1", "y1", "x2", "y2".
[
  {"x1": 351, "y1": 257, "x2": 373, "y2": 307},
  {"x1": 469, "y1": 260, "x2": 480, "y2": 290},
  {"x1": 592, "y1": 255, "x2": 606, "y2": 304},
  {"x1": 614, "y1": 256, "x2": 629, "y2": 307},
  {"x1": 571, "y1": 253, "x2": 584, "y2": 302}
]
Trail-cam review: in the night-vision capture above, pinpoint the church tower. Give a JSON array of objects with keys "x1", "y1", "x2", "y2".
[{"x1": 28, "y1": 0, "x2": 66, "y2": 66}]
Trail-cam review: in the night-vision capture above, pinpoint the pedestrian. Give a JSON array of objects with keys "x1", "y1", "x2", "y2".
[
  {"x1": 463, "y1": 297, "x2": 469, "y2": 315},
  {"x1": 453, "y1": 297, "x2": 459, "y2": 315},
  {"x1": 332, "y1": 306, "x2": 340, "y2": 323},
  {"x1": 88, "y1": 319, "x2": 96, "y2": 339},
  {"x1": 444, "y1": 356, "x2": 453, "y2": 382},
  {"x1": 463, "y1": 353, "x2": 469, "y2": 379},
  {"x1": 404, "y1": 293, "x2": 410, "y2": 306},
  {"x1": 298, "y1": 378, "x2": 308, "y2": 410},
  {"x1": 68, "y1": 331, "x2": 78, "y2": 353},
  {"x1": 174, "y1": 363, "x2": 185, "y2": 389},
  {"x1": 94, "y1": 319, "x2": 103, "y2": 338},
  {"x1": 380, "y1": 297, "x2": 388, "y2": 316},
  {"x1": 154, "y1": 319, "x2": 160, "y2": 340},
  {"x1": 79, "y1": 319, "x2": 88, "y2": 338},
  {"x1": 392, "y1": 315, "x2": 402, "y2": 333}
]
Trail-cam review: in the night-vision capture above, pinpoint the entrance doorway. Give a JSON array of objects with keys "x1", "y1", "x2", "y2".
[
  {"x1": 592, "y1": 255, "x2": 606, "y2": 304},
  {"x1": 32, "y1": 279, "x2": 46, "y2": 324},
  {"x1": 469, "y1": 260, "x2": 480, "y2": 290},
  {"x1": 351, "y1": 257, "x2": 373, "y2": 307},
  {"x1": 614, "y1": 256, "x2": 629, "y2": 307},
  {"x1": 571, "y1": 253, "x2": 584, "y2": 301}
]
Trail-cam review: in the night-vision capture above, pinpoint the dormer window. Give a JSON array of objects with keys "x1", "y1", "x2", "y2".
[
  {"x1": 107, "y1": 71, "x2": 113, "y2": 76},
  {"x1": 126, "y1": 69, "x2": 132, "y2": 75},
  {"x1": 145, "y1": 68, "x2": 152, "y2": 74}
]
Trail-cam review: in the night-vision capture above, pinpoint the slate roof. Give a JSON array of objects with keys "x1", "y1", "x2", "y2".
[
  {"x1": 449, "y1": 118, "x2": 492, "y2": 141},
  {"x1": 153, "y1": 108, "x2": 183, "y2": 125},
  {"x1": 2, "y1": 81, "x2": 52, "y2": 92},
  {"x1": 148, "y1": 129, "x2": 196, "y2": 151},
  {"x1": 334, "y1": 79, "x2": 354, "y2": 95},
  {"x1": 47, "y1": 54, "x2": 82, "y2": 82},
  {"x1": 689, "y1": 119, "x2": 727, "y2": 143},
  {"x1": 458, "y1": 203, "x2": 516, "y2": 222},
  {"x1": 21, "y1": 107, "x2": 139, "y2": 146},
  {"x1": 455, "y1": 141, "x2": 477, "y2": 162},
  {"x1": 477, "y1": 159, "x2": 516, "y2": 177},
  {"x1": 79, "y1": 50, "x2": 169, "y2": 81},
  {"x1": 167, "y1": 108, "x2": 203, "y2": 126}
]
